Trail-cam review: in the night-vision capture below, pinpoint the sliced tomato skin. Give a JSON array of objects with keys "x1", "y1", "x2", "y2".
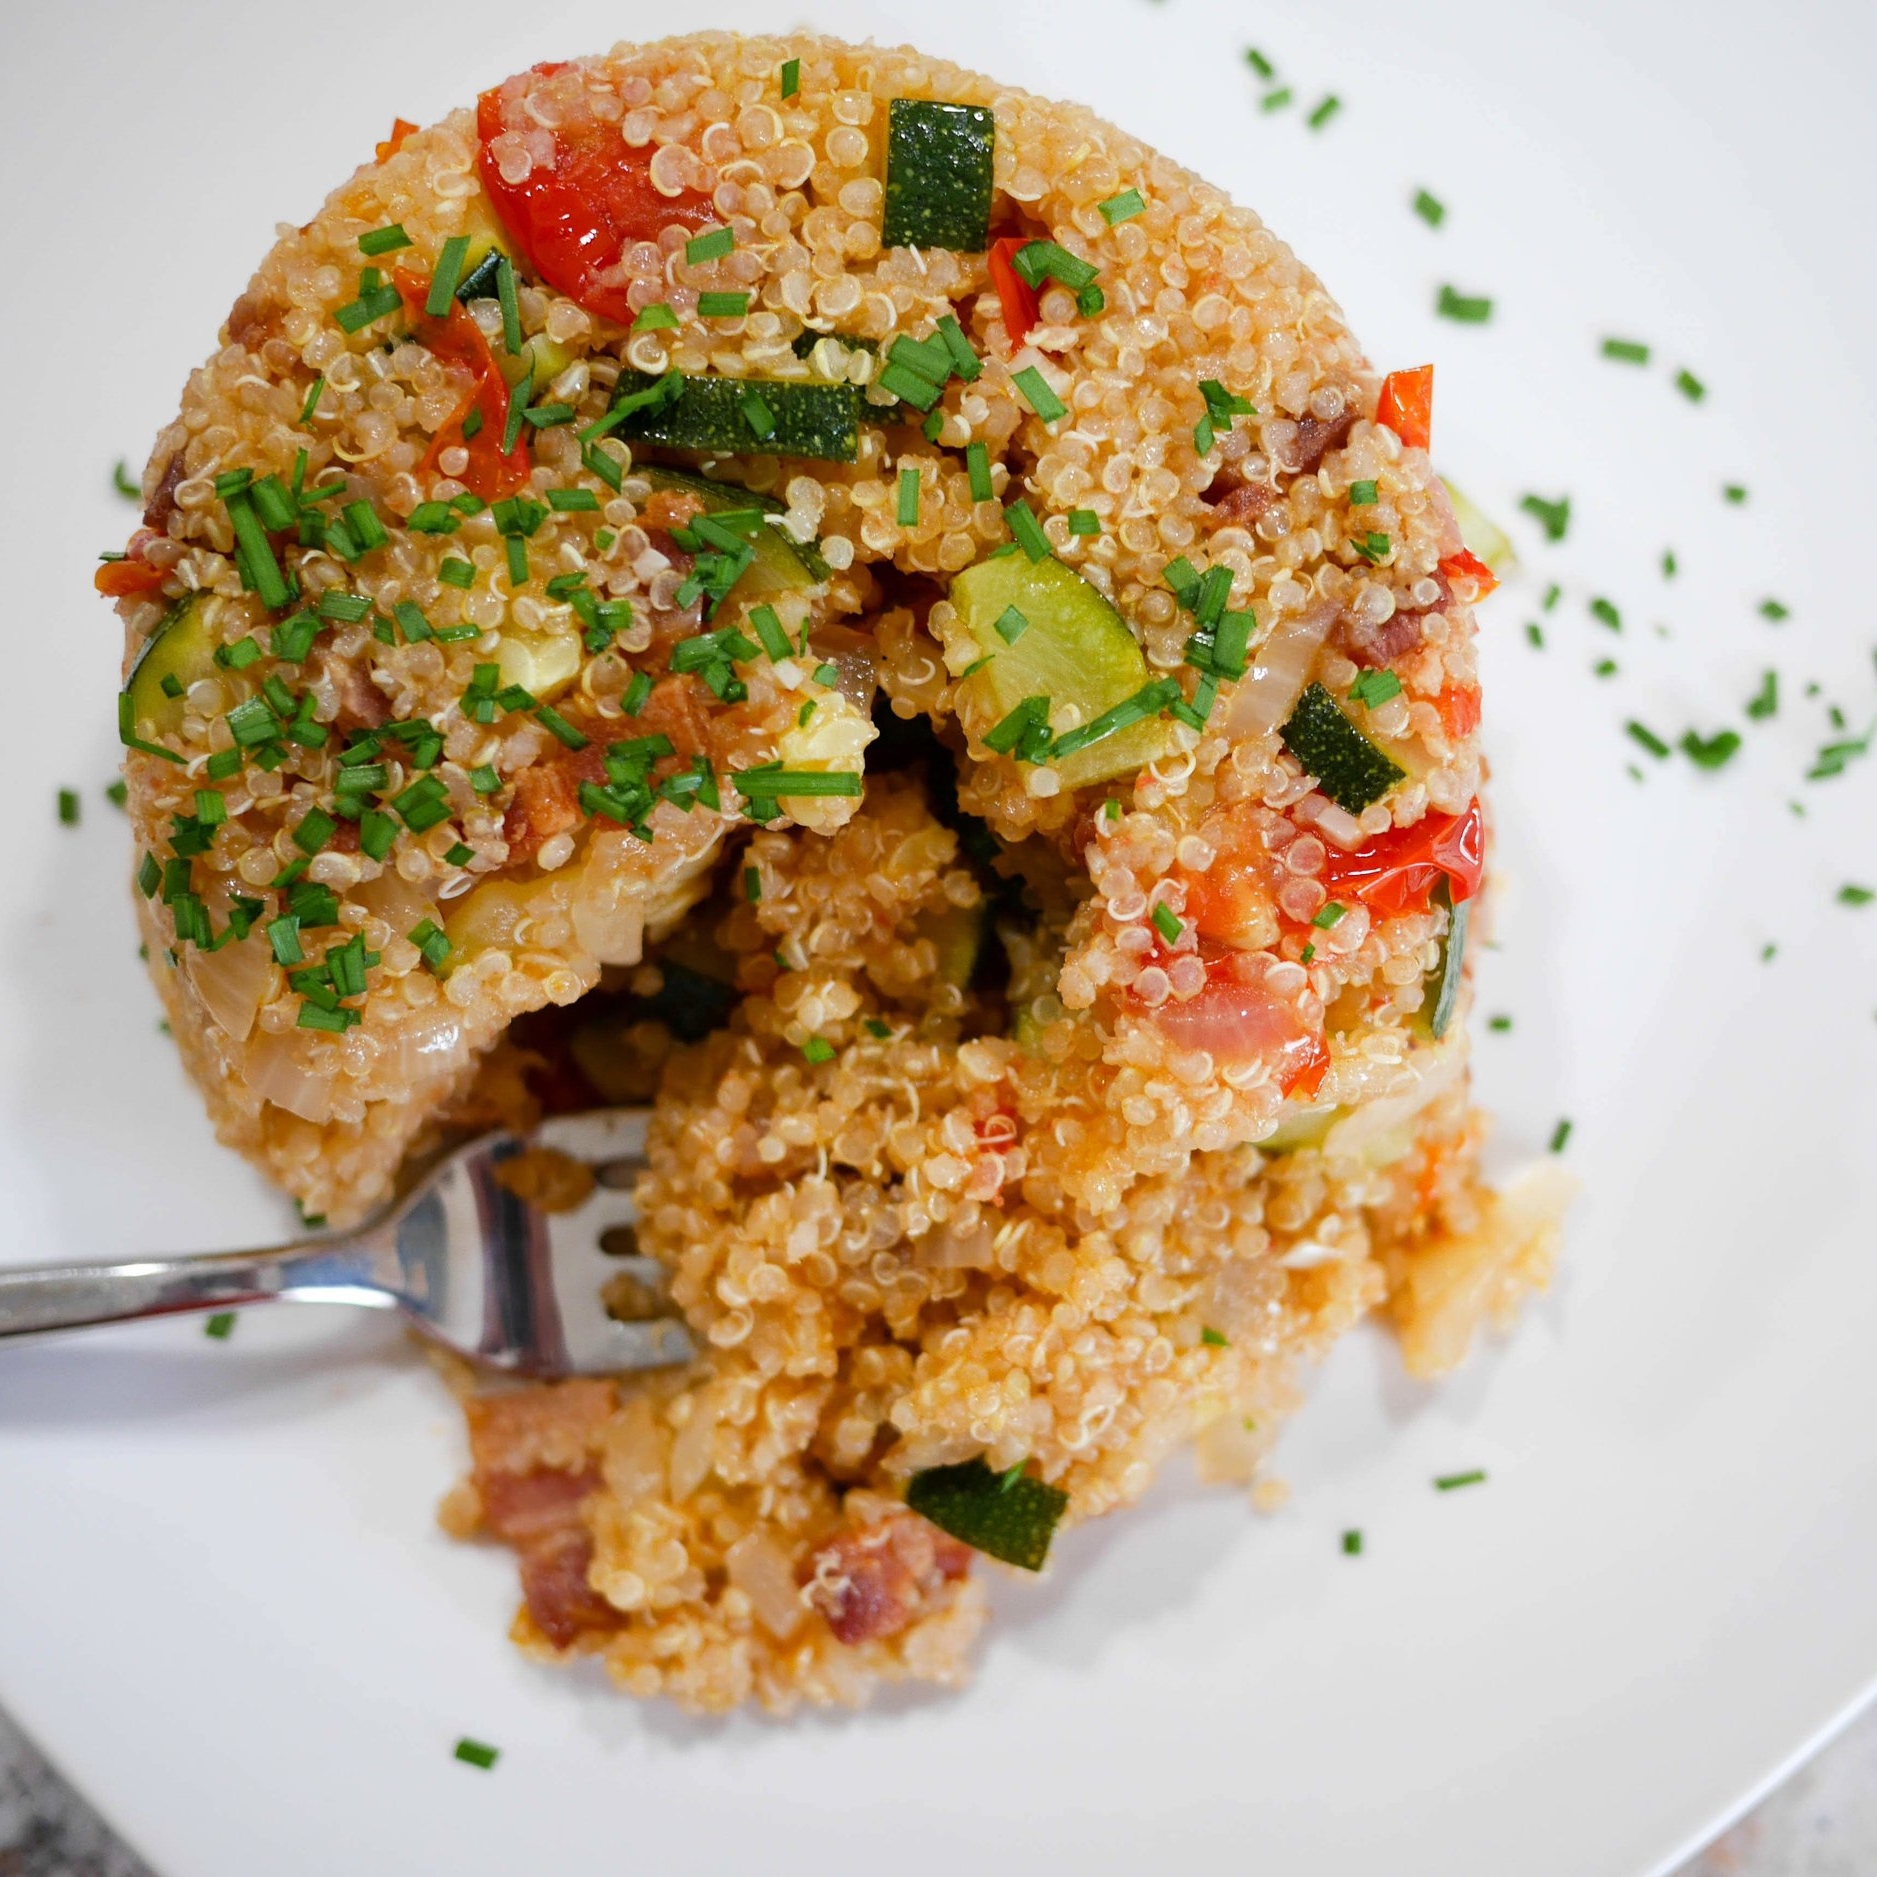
[
  {"x1": 392, "y1": 269, "x2": 530, "y2": 501},
  {"x1": 1376, "y1": 364, "x2": 1433, "y2": 451},
  {"x1": 988, "y1": 236, "x2": 1040, "y2": 352},
  {"x1": 95, "y1": 557, "x2": 166, "y2": 598},
  {"x1": 1319, "y1": 798, "x2": 1484, "y2": 917},
  {"x1": 475, "y1": 65, "x2": 717, "y2": 325}
]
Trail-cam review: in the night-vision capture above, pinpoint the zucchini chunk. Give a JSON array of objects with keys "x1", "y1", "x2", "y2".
[
  {"x1": 1281, "y1": 682, "x2": 1406, "y2": 813},
  {"x1": 906, "y1": 1457, "x2": 1068, "y2": 1571},
  {"x1": 643, "y1": 465, "x2": 830, "y2": 587},
  {"x1": 122, "y1": 593, "x2": 216, "y2": 742},
  {"x1": 1420, "y1": 881, "x2": 1469, "y2": 1040},
  {"x1": 1442, "y1": 479, "x2": 1517, "y2": 574},
  {"x1": 609, "y1": 372, "x2": 859, "y2": 463},
  {"x1": 948, "y1": 553, "x2": 1177, "y2": 788},
  {"x1": 880, "y1": 99, "x2": 995, "y2": 252}
]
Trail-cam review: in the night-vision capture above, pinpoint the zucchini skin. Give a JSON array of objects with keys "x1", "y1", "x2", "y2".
[
  {"x1": 1422, "y1": 883, "x2": 1469, "y2": 1040},
  {"x1": 881, "y1": 99, "x2": 995, "y2": 252},
  {"x1": 642, "y1": 465, "x2": 831, "y2": 583},
  {"x1": 611, "y1": 372, "x2": 859, "y2": 463},
  {"x1": 1281, "y1": 681, "x2": 1406, "y2": 813}
]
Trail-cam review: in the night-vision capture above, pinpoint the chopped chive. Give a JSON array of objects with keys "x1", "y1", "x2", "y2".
[
  {"x1": 1011, "y1": 366, "x2": 1067, "y2": 423},
  {"x1": 1066, "y1": 509, "x2": 1101, "y2": 536},
  {"x1": 622, "y1": 671, "x2": 653, "y2": 715},
  {"x1": 878, "y1": 358, "x2": 944, "y2": 410},
  {"x1": 1348, "y1": 669, "x2": 1402, "y2": 709},
  {"x1": 1519, "y1": 493, "x2": 1571, "y2": 542},
  {"x1": 1590, "y1": 596, "x2": 1622, "y2": 632},
  {"x1": 1525, "y1": 623, "x2": 1544, "y2": 649},
  {"x1": 1745, "y1": 670, "x2": 1778, "y2": 720},
  {"x1": 438, "y1": 557, "x2": 475, "y2": 590},
  {"x1": 1681, "y1": 728, "x2": 1742, "y2": 770},
  {"x1": 1349, "y1": 531, "x2": 1391, "y2": 564},
  {"x1": 426, "y1": 237, "x2": 469, "y2": 316},
  {"x1": 1760, "y1": 598, "x2": 1790, "y2": 622},
  {"x1": 738, "y1": 386, "x2": 777, "y2": 441},
  {"x1": 750, "y1": 604, "x2": 793, "y2": 662},
  {"x1": 522, "y1": 403, "x2": 576, "y2": 431},
  {"x1": 113, "y1": 459, "x2": 140, "y2": 500},
  {"x1": 744, "y1": 865, "x2": 762, "y2": 903},
  {"x1": 1625, "y1": 720, "x2": 1670, "y2": 759},
  {"x1": 779, "y1": 57, "x2": 800, "y2": 99},
  {"x1": 1005, "y1": 501, "x2": 1051, "y2": 562},
  {"x1": 105, "y1": 778, "x2": 129, "y2": 810},
  {"x1": 1601, "y1": 337, "x2": 1650, "y2": 364},
  {"x1": 1306, "y1": 94, "x2": 1341, "y2": 130},
  {"x1": 1151, "y1": 903, "x2": 1183, "y2": 945},
  {"x1": 1549, "y1": 1118, "x2": 1574, "y2": 1153},
  {"x1": 993, "y1": 605, "x2": 1030, "y2": 646},
  {"x1": 729, "y1": 767, "x2": 862, "y2": 799},
  {"x1": 453, "y1": 1739, "x2": 499, "y2": 1771},
  {"x1": 696, "y1": 291, "x2": 751, "y2": 319},
  {"x1": 461, "y1": 408, "x2": 485, "y2": 441},
  {"x1": 802, "y1": 1036, "x2": 836, "y2": 1064},
  {"x1": 1311, "y1": 901, "x2": 1347, "y2": 930},
  {"x1": 1436, "y1": 285, "x2": 1493, "y2": 324},
  {"x1": 1675, "y1": 368, "x2": 1706, "y2": 402},
  {"x1": 204, "y1": 1312, "x2": 237, "y2": 1340},
  {"x1": 966, "y1": 440, "x2": 994, "y2": 503},
  {"x1": 1261, "y1": 87, "x2": 1293, "y2": 112},
  {"x1": 685, "y1": 225, "x2": 735, "y2": 265},
  {"x1": 342, "y1": 500, "x2": 387, "y2": 552},
  {"x1": 1244, "y1": 47, "x2": 1275, "y2": 79},
  {"x1": 57, "y1": 787, "x2": 79, "y2": 826},
  {"x1": 442, "y1": 842, "x2": 474, "y2": 866},
  {"x1": 1840, "y1": 884, "x2": 1874, "y2": 907},
  {"x1": 1723, "y1": 483, "x2": 1748, "y2": 505},
  {"x1": 1593, "y1": 657, "x2": 1619, "y2": 679},
  {"x1": 1348, "y1": 479, "x2": 1378, "y2": 506},
  {"x1": 299, "y1": 375, "x2": 326, "y2": 424},
  {"x1": 1098, "y1": 187, "x2": 1146, "y2": 226},
  {"x1": 631, "y1": 303, "x2": 678, "y2": 333},
  {"x1": 494, "y1": 255, "x2": 523, "y2": 355},
  {"x1": 1342, "y1": 1529, "x2": 1363, "y2": 1555},
  {"x1": 547, "y1": 487, "x2": 600, "y2": 512},
  {"x1": 812, "y1": 662, "x2": 841, "y2": 687},
  {"x1": 358, "y1": 223, "x2": 412, "y2": 257},
  {"x1": 1434, "y1": 1470, "x2": 1487, "y2": 1492},
  {"x1": 1412, "y1": 188, "x2": 1445, "y2": 228},
  {"x1": 896, "y1": 465, "x2": 922, "y2": 528},
  {"x1": 1488, "y1": 1014, "x2": 1513, "y2": 1033}
]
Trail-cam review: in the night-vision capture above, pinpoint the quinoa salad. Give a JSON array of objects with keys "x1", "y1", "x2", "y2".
[{"x1": 104, "y1": 32, "x2": 1565, "y2": 1714}]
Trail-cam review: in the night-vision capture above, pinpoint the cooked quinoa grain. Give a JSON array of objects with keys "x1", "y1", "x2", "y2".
[{"x1": 110, "y1": 33, "x2": 1563, "y2": 1714}]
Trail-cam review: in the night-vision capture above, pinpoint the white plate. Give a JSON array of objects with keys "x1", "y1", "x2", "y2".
[{"x1": 3, "y1": 0, "x2": 1874, "y2": 1871}]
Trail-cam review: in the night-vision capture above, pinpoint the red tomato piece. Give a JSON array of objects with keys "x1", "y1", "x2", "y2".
[
  {"x1": 94, "y1": 558, "x2": 166, "y2": 598},
  {"x1": 1438, "y1": 547, "x2": 1498, "y2": 598},
  {"x1": 475, "y1": 64, "x2": 717, "y2": 325},
  {"x1": 1145, "y1": 956, "x2": 1326, "y2": 1093},
  {"x1": 376, "y1": 117, "x2": 418, "y2": 164},
  {"x1": 1319, "y1": 798, "x2": 1485, "y2": 916},
  {"x1": 988, "y1": 236, "x2": 1040, "y2": 352},
  {"x1": 1436, "y1": 682, "x2": 1482, "y2": 741},
  {"x1": 1376, "y1": 364, "x2": 1433, "y2": 452},
  {"x1": 393, "y1": 269, "x2": 530, "y2": 502}
]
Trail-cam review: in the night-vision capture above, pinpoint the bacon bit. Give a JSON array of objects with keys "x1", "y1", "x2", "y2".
[
  {"x1": 1280, "y1": 408, "x2": 1357, "y2": 476},
  {"x1": 478, "y1": 1464, "x2": 602, "y2": 1545},
  {"x1": 1438, "y1": 548, "x2": 1498, "y2": 599},
  {"x1": 802, "y1": 1512, "x2": 973, "y2": 1646},
  {"x1": 1143, "y1": 952, "x2": 1326, "y2": 1093},
  {"x1": 503, "y1": 763, "x2": 583, "y2": 865},
  {"x1": 392, "y1": 268, "x2": 530, "y2": 502},
  {"x1": 988, "y1": 235, "x2": 1040, "y2": 352},
  {"x1": 376, "y1": 117, "x2": 418, "y2": 164},
  {"x1": 1204, "y1": 479, "x2": 1278, "y2": 528},
  {"x1": 1342, "y1": 609, "x2": 1424, "y2": 668},
  {"x1": 1376, "y1": 364, "x2": 1433, "y2": 452},
  {"x1": 327, "y1": 655, "x2": 392, "y2": 736},
  {"x1": 143, "y1": 452, "x2": 186, "y2": 533},
  {"x1": 1436, "y1": 683, "x2": 1482, "y2": 740},
  {"x1": 224, "y1": 291, "x2": 282, "y2": 352},
  {"x1": 519, "y1": 1530, "x2": 619, "y2": 1648}
]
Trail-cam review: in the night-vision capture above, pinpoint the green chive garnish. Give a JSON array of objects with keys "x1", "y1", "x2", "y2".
[
  {"x1": 966, "y1": 440, "x2": 994, "y2": 504},
  {"x1": 1412, "y1": 189, "x2": 1445, "y2": 228},
  {"x1": 495, "y1": 255, "x2": 522, "y2": 355},
  {"x1": 897, "y1": 466, "x2": 920, "y2": 527},
  {"x1": 1012, "y1": 366, "x2": 1066, "y2": 422},
  {"x1": 1151, "y1": 904, "x2": 1182, "y2": 945},
  {"x1": 685, "y1": 225, "x2": 735, "y2": 265},
  {"x1": 1434, "y1": 1470, "x2": 1487, "y2": 1492},
  {"x1": 697, "y1": 291, "x2": 750, "y2": 319},
  {"x1": 1675, "y1": 368, "x2": 1706, "y2": 402},
  {"x1": 453, "y1": 1739, "x2": 499, "y2": 1771},
  {"x1": 632, "y1": 303, "x2": 678, "y2": 333},
  {"x1": 779, "y1": 57, "x2": 800, "y2": 99},
  {"x1": 358, "y1": 223, "x2": 412, "y2": 256},
  {"x1": 1601, "y1": 337, "x2": 1650, "y2": 364},
  {"x1": 1436, "y1": 285, "x2": 1493, "y2": 324},
  {"x1": 1306, "y1": 95, "x2": 1341, "y2": 130}
]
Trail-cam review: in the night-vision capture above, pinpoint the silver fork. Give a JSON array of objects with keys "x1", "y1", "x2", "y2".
[{"x1": 0, "y1": 1108, "x2": 691, "y2": 1376}]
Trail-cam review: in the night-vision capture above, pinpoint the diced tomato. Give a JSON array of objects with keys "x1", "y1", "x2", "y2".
[
  {"x1": 376, "y1": 117, "x2": 418, "y2": 164},
  {"x1": 1376, "y1": 364, "x2": 1432, "y2": 452},
  {"x1": 392, "y1": 269, "x2": 530, "y2": 501},
  {"x1": 1318, "y1": 798, "x2": 1485, "y2": 917},
  {"x1": 1438, "y1": 547, "x2": 1498, "y2": 598},
  {"x1": 1436, "y1": 682, "x2": 1482, "y2": 740},
  {"x1": 988, "y1": 236, "x2": 1040, "y2": 352},
  {"x1": 475, "y1": 64, "x2": 717, "y2": 325},
  {"x1": 94, "y1": 557, "x2": 166, "y2": 598},
  {"x1": 1144, "y1": 955, "x2": 1326, "y2": 1093}
]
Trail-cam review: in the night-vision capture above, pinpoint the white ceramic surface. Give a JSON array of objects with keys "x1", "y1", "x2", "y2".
[{"x1": 2, "y1": 1, "x2": 1873, "y2": 1873}]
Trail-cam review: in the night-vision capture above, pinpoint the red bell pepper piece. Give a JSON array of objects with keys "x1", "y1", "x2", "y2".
[
  {"x1": 988, "y1": 236, "x2": 1040, "y2": 352},
  {"x1": 1376, "y1": 364, "x2": 1433, "y2": 451},
  {"x1": 1438, "y1": 547, "x2": 1498, "y2": 598},
  {"x1": 376, "y1": 118, "x2": 418, "y2": 164}
]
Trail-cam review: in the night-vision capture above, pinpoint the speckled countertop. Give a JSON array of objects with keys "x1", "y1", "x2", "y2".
[{"x1": 4, "y1": 1698, "x2": 1875, "y2": 1876}]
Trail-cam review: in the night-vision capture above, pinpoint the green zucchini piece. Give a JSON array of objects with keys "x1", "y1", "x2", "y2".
[
  {"x1": 643, "y1": 465, "x2": 830, "y2": 585},
  {"x1": 122, "y1": 593, "x2": 216, "y2": 742},
  {"x1": 1441, "y1": 479, "x2": 1517, "y2": 574},
  {"x1": 906, "y1": 1457, "x2": 1067, "y2": 1571},
  {"x1": 948, "y1": 552, "x2": 1177, "y2": 788},
  {"x1": 918, "y1": 898, "x2": 986, "y2": 989},
  {"x1": 454, "y1": 200, "x2": 514, "y2": 301},
  {"x1": 610, "y1": 371, "x2": 859, "y2": 463},
  {"x1": 1420, "y1": 881, "x2": 1469, "y2": 1040},
  {"x1": 1281, "y1": 682, "x2": 1406, "y2": 813},
  {"x1": 1257, "y1": 1105, "x2": 1345, "y2": 1154},
  {"x1": 880, "y1": 99, "x2": 995, "y2": 252}
]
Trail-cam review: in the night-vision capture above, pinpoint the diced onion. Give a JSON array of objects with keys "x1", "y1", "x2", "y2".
[
  {"x1": 726, "y1": 1530, "x2": 805, "y2": 1640},
  {"x1": 241, "y1": 1031, "x2": 333, "y2": 1123},
  {"x1": 1222, "y1": 600, "x2": 1338, "y2": 738},
  {"x1": 187, "y1": 932, "x2": 276, "y2": 1041}
]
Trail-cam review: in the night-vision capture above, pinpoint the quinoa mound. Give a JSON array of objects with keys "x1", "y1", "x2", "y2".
[{"x1": 109, "y1": 33, "x2": 1562, "y2": 1713}]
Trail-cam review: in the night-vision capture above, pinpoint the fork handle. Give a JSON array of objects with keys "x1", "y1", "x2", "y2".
[{"x1": 0, "y1": 1237, "x2": 397, "y2": 1340}]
